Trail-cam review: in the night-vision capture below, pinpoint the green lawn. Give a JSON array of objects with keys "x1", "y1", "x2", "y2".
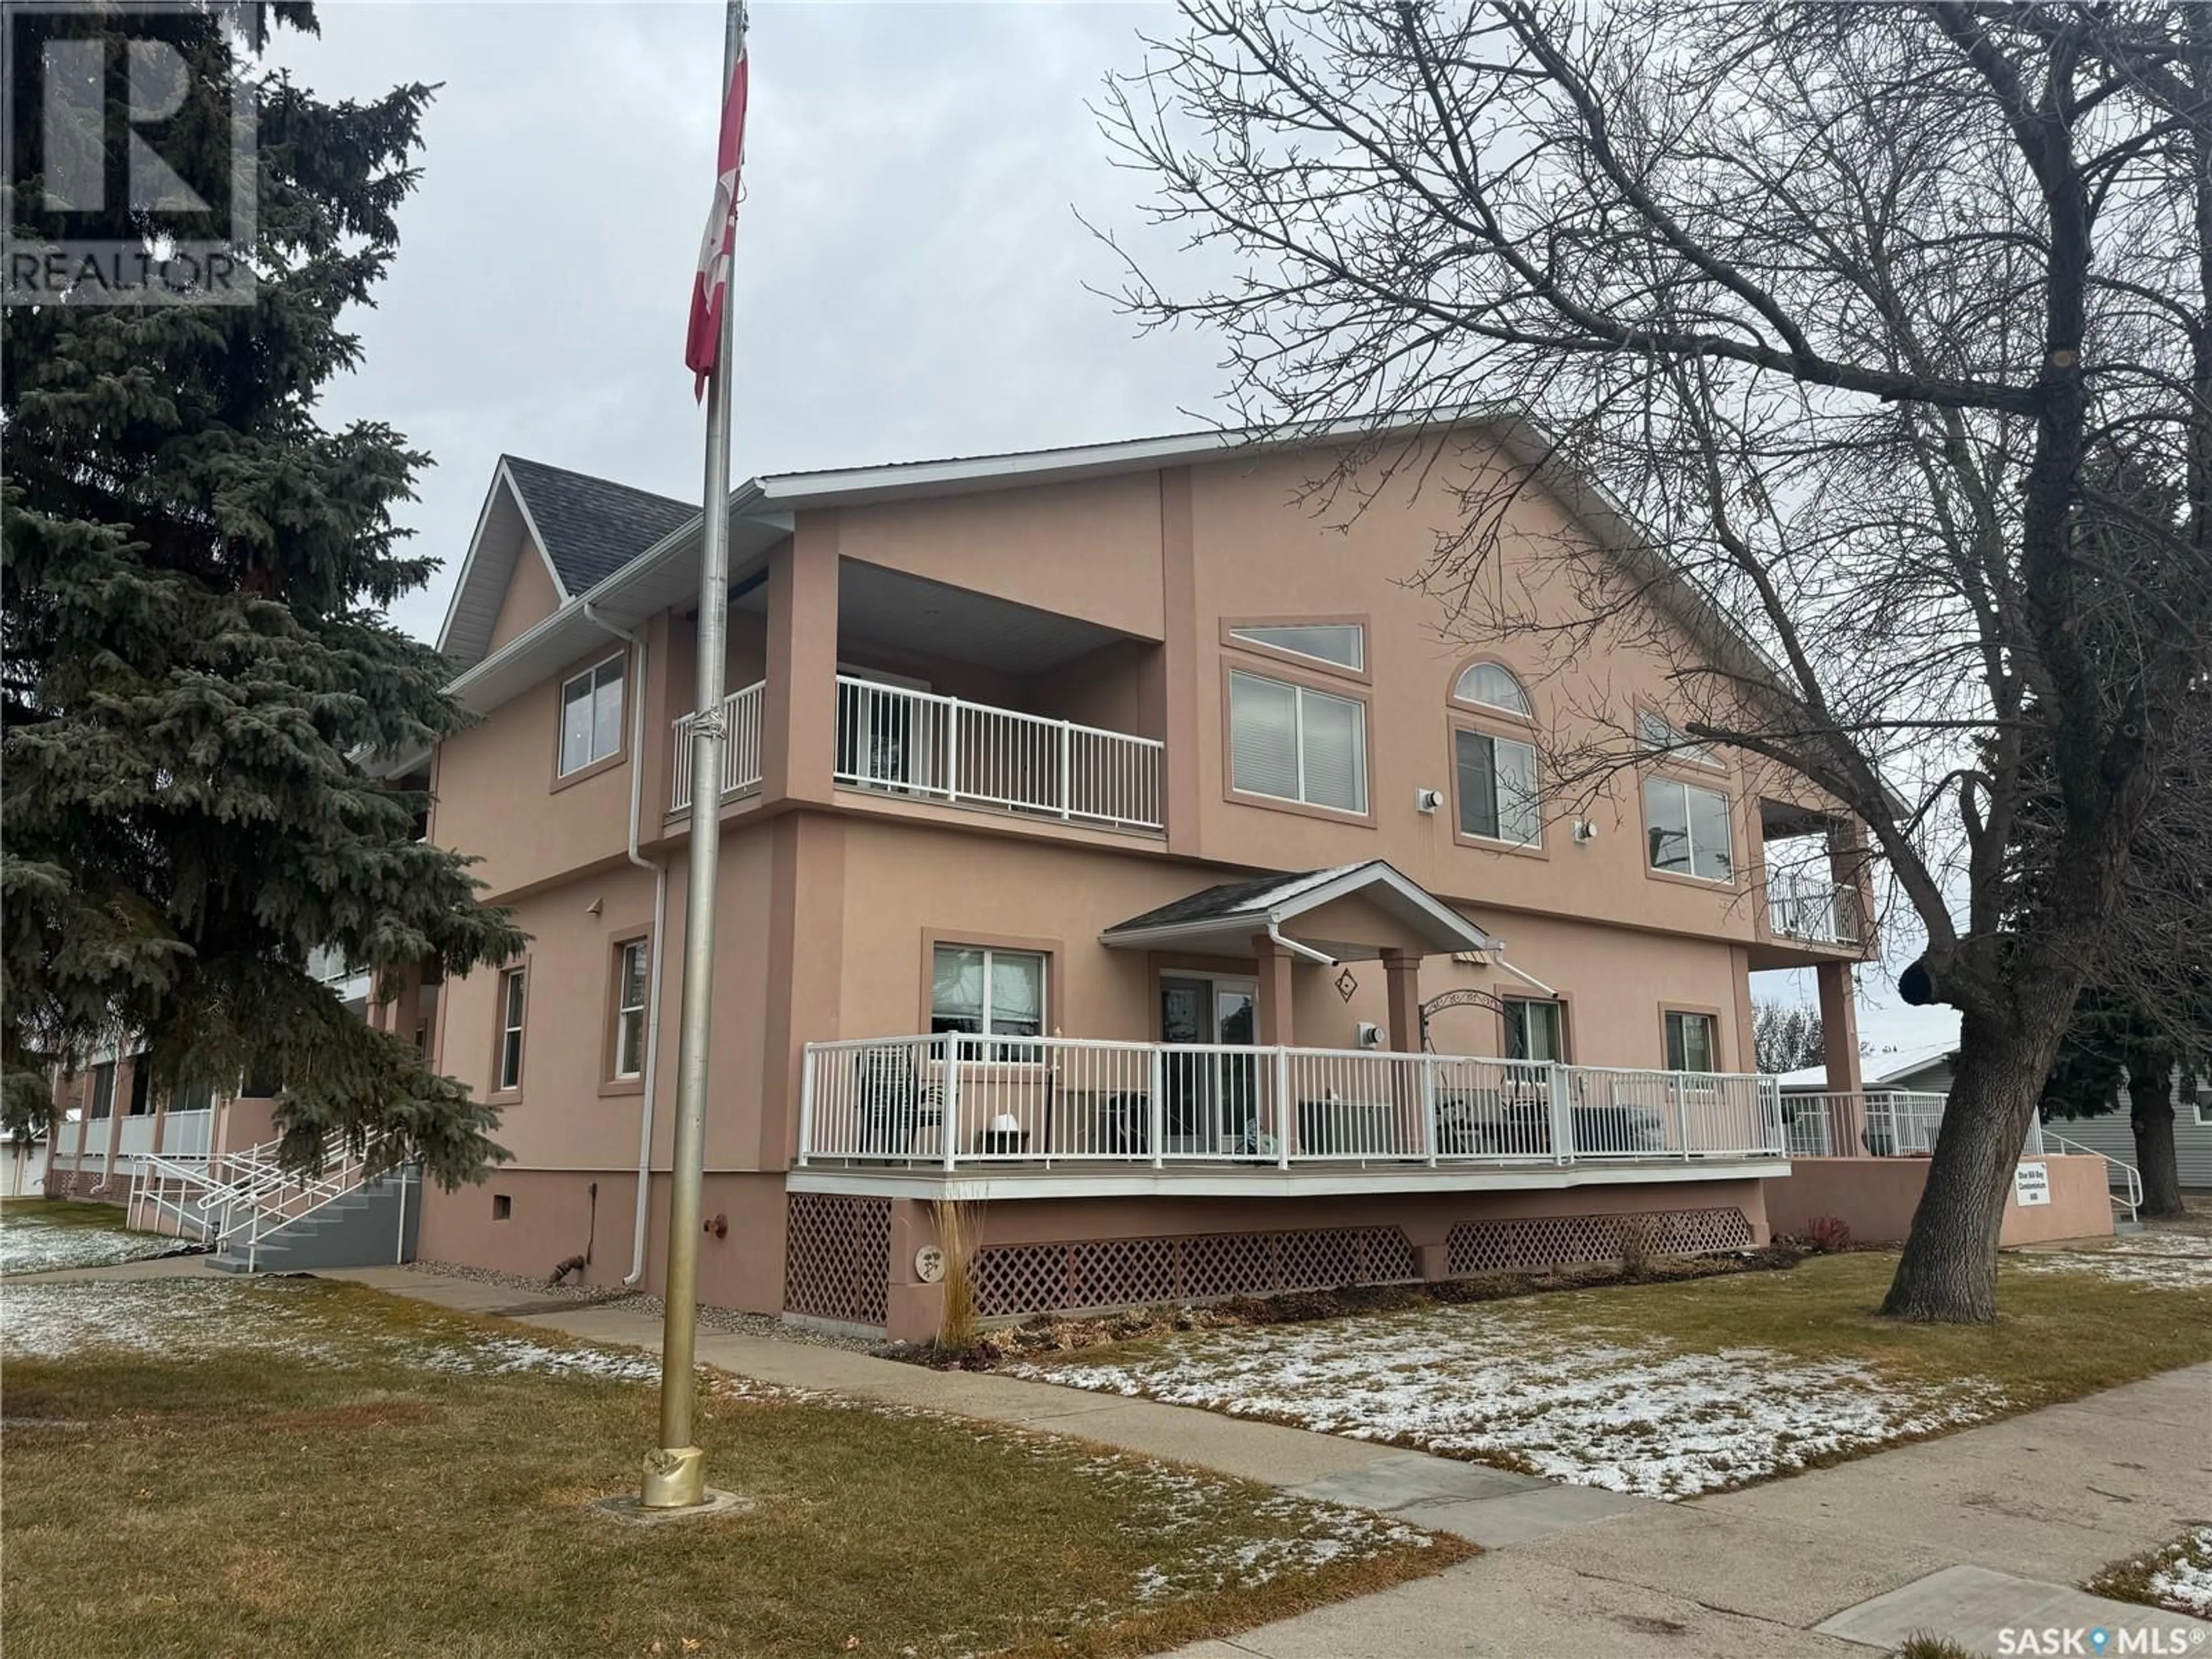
[
  {"x1": 1, "y1": 1275, "x2": 1466, "y2": 1658},
  {"x1": 1012, "y1": 1250, "x2": 2212, "y2": 1498}
]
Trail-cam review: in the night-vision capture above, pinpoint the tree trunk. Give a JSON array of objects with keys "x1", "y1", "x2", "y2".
[
  {"x1": 1881, "y1": 1002, "x2": 2061, "y2": 1321},
  {"x1": 2126, "y1": 1060, "x2": 2187, "y2": 1221}
]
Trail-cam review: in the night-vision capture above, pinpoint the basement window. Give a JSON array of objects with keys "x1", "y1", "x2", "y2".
[{"x1": 492, "y1": 1194, "x2": 513, "y2": 1221}]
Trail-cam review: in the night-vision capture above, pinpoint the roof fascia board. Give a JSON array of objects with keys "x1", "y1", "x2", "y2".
[
  {"x1": 433, "y1": 465, "x2": 522, "y2": 660},
  {"x1": 498, "y1": 458, "x2": 573, "y2": 604}
]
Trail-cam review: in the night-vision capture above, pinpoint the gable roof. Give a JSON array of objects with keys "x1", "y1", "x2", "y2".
[
  {"x1": 1101, "y1": 860, "x2": 1495, "y2": 960},
  {"x1": 499, "y1": 457, "x2": 694, "y2": 594},
  {"x1": 1777, "y1": 1040, "x2": 1960, "y2": 1092}
]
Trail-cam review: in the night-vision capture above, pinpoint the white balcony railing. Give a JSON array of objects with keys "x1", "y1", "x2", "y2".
[
  {"x1": 1780, "y1": 1090, "x2": 2042, "y2": 1159},
  {"x1": 669, "y1": 680, "x2": 766, "y2": 812},
  {"x1": 1766, "y1": 871, "x2": 1862, "y2": 946},
  {"x1": 798, "y1": 1035, "x2": 1787, "y2": 1171},
  {"x1": 834, "y1": 676, "x2": 1162, "y2": 833}
]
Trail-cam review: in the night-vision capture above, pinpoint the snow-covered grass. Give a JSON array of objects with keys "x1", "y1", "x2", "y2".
[
  {"x1": 0, "y1": 1201, "x2": 195, "y2": 1275},
  {"x1": 2090, "y1": 1526, "x2": 2212, "y2": 1618},
  {"x1": 1012, "y1": 1251, "x2": 2212, "y2": 1501},
  {"x1": 4, "y1": 1274, "x2": 1463, "y2": 1658},
  {"x1": 1020, "y1": 1300, "x2": 2006, "y2": 1498}
]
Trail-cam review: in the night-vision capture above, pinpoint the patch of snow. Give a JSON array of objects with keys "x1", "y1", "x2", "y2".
[
  {"x1": 2148, "y1": 1528, "x2": 2212, "y2": 1618},
  {"x1": 2012, "y1": 1249, "x2": 2212, "y2": 1290},
  {"x1": 407, "y1": 1332, "x2": 661, "y2": 1382},
  {"x1": 1014, "y1": 1302, "x2": 2009, "y2": 1499},
  {"x1": 1, "y1": 1217, "x2": 196, "y2": 1275}
]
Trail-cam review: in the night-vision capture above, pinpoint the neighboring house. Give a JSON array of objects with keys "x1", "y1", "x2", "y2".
[
  {"x1": 3, "y1": 1123, "x2": 51, "y2": 1198},
  {"x1": 397, "y1": 422, "x2": 1884, "y2": 1339}
]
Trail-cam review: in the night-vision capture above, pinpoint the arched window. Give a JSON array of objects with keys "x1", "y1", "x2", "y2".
[{"x1": 1452, "y1": 662, "x2": 1532, "y2": 717}]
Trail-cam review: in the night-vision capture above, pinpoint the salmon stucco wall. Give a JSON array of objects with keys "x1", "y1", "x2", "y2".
[{"x1": 1762, "y1": 1153, "x2": 2114, "y2": 1247}]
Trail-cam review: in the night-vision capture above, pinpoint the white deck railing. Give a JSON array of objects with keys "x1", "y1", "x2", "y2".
[
  {"x1": 1766, "y1": 872, "x2": 1862, "y2": 946},
  {"x1": 834, "y1": 677, "x2": 1162, "y2": 832},
  {"x1": 798, "y1": 1035, "x2": 1786, "y2": 1171},
  {"x1": 669, "y1": 680, "x2": 766, "y2": 812},
  {"x1": 1780, "y1": 1090, "x2": 2045, "y2": 1159}
]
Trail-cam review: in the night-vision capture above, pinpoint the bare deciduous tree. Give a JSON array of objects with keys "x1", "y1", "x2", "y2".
[{"x1": 1101, "y1": 1, "x2": 2211, "y2": 1319}]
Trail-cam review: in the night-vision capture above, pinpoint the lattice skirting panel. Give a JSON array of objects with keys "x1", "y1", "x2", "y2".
[
  {"x1": 43, "y1": 1166, "x2": 113, "y2": 1200},
  {"x1": 783, "y1": 1192, "x2": 892, "y2": 1327},
  {"x1": 1446, "y1": 1207, "x2": 1754, "y2": 1276},
  {"x1": 970, "y1": 1226, "x2": 1416, "y2": 1320}
]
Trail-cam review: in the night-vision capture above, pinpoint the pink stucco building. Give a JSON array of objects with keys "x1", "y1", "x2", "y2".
[{"x1": 364, "y1": 421, "x2": 1910, "y2": 1340}]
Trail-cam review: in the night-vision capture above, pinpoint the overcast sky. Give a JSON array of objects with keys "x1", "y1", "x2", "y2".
[{"x1": 276, "y1": 3, "x2": 1956, "y2": 1058}]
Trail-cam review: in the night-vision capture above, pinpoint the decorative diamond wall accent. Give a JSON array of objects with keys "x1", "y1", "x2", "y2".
[
  {"x1": 783, "y1": 1192, "x2": 892, "y2": 1326},
  {"x1": 1445, "y1": 1207, "x2": 1752, "y2": 1275}
]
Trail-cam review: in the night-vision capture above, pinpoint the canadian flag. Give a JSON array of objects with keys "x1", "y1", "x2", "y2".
[{"x1": 684, "y1": 41, "x2": 749, "y2": 397}]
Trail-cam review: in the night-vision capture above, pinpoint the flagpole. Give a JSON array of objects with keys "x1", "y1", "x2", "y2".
[{"x1": 642, "y1": 0, "x2": 745, "y2": 1512}]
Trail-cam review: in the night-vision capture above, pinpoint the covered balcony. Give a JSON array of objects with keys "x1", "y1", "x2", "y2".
[
  {"x1": 669, "y1": 559, "x2": 1164, "y2": 832},
  {"x1": 1754, "y1": 800, "x2": 1868, "y2": 960}
]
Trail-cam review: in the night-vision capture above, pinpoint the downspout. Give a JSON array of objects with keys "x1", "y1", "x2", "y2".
[
  {"x1": 1266, "y1": 923, "x2": 1336, "y2": 968},
  {"x1": 589, "y1": 607, "x2": 669, "y2": 1290},
  {"x1": 1491, "y1": 950, "x2": 1558, "y2": 997}
]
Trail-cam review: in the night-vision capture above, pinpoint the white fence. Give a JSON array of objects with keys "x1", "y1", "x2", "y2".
[
  {"x1": 161, "y1": 1108, "x2": 214, "y2": 1158},
  {"x1": 1781, "y1": 1090, "x2": 2044, "y2": 1159},
  {"x1": 833, "y1": 677, "x2": 1163, "y2": 832},
  {"x1": 669, "y1": 680, "x2": 766, "y2": 812},
  {"x1": 1766, "y1": 872, "x2": 1862, "y2": 946},
  {"x1": 800, "y1": 1034, "x2": 1786, "y2": 1171}
]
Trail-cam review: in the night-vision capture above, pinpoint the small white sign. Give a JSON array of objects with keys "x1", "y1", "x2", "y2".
[{"x1": 2014, "y1": 1161, "x2": 2051, "y2": 1207}]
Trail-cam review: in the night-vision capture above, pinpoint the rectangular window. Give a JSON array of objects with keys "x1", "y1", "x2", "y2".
[
  {"x1": 558, "y1": 655, "x2": 625, "y2": 777},
  {"x1": 1644, "y1": 776, "x2": 1734, "y2": 881},
  {"x1": 497, "y1": 968, "x2": 527, "y2": 1091},
  {"x1": 127, "y1": 1057, "x2": 153, "y2": 1116},
  {"x1": 1665, "y1": 1010, "x2": 1718, "y2": 1073},
  {"x1": 88, "y1": 1063, "x2": 115, "y2": 1119},
  {"x1": 1226, "y1": 622, "x2": 1363, "y2": 672},
  {"x1": 1503, "y1": 998, "x2": 1565, "y2": 1063},
  {"x1": 1455, "y1": 728, "x2": 1540, "y2": 844},
  {"x1": 1228, "y1": 669, "x2": 1367, "y2": 814},
  {"x1": 612, "y1": 940, "x2": 649, "y2": 1081},
  {"x1": 931, "y1": 945, "x2": 1046, "y2": 1060},
  {"x1": 1638, "y1": 710, "x2": 1718, "y2": 767}
]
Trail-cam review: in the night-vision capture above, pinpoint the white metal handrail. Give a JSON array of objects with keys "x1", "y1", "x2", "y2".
[
  {"x1": 669, "y1": 680, "x2": 767, "y2": 812},
  {"x1": 1766, "y1": 872, "x2": 1862, "y2": 946},
  {"x1": 2041, "y1": 1128, "x2": 2142, "y2": 1226},
  {"x1": 798, "y1": 1034, "x2": 1786, "y2": 1171},
  {"x1": 833, "y1": 676, "x2": 1162, "y2": 832}
]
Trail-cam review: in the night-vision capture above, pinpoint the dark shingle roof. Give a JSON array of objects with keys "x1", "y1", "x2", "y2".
[
  {"x1": 502, "y1": 456, "x2": 695, "y2": 594},
  {"x1": 1103, "y1": 868, "x2": 1357, "y2": 935}
]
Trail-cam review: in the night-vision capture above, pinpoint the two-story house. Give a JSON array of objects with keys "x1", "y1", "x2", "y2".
[{"x1": 406, "y1": 424, "x2": 1874, "y2": 1340}]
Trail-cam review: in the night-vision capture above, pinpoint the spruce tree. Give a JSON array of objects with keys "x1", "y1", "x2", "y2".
[{"x1": 2, "y1": 2, "x2": 524, "y2": 1184}]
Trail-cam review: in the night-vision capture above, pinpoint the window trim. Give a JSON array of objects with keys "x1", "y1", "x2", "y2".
[
  {"x1": 602, "y1": 931, "x2": 652, "y2": 1094},
  {"x1": 553, "y1": 650, "x2": 628, "y2": 785},
  {"x1": 925, "y1": 935, "x2": 1055, "y2": 1063},
  {"x1": 491, "y1": 963, "x2": 529, "y2": 1097},
  {"x1": 1450, "y1": 659, "x2": 1535, "y2": 720},
  {"x1": 1219, "y1": 615, "x2": 1371, "y2": 684},
  {"x1": 1661, "y1": 1006, "x2": 1725, "y2": 1074},
  {"x1": 1221, "y1": 662, "x2": 1374, "y2": 823},
  {"x1": 1448, "y1": 715, "x2": 1546, "y2": 854},
  {"x1": 1641, "y1": 772, "x2": 1738, "y2": 887}
]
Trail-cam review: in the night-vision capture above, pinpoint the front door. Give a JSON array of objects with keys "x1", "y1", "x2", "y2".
[{"x1": 1160, "y1": 976, "x2": 1257, "y2": 1154}]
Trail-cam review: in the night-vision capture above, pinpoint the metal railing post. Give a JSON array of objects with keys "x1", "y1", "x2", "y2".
[
  {"x1": 1274, "y1": 1047, "x2": 1293, "y2": 1168},
  {"x1": 395, "y1": 1164, "x2": 408, "y2": 1264},
  {"x1": 1058, "y1": 722, "x2": 1073, "y2": 820},
  {"x1": 945, "y1": 700, "x2": 961, "y2": 804},
  {"x1": 1421, "y1": 1057, "x2": 1438, "y2": 1166},
  {"x1": 1548, "y1": 1062, "x2": 1573, "y2": 1164},
  {"x1": 1148, "y1": 1047, "x2": 1165, "y2": 1169},
  {"x1": 796, "y1": 1046, "x2": 817, "y2": 1167},
  {"x1": 1672, "y1": 1074, "x2": 1690, "y2": 1160},
  {"x1": 940, "y1": 1036, "x2": 963, "y2": 1172}
]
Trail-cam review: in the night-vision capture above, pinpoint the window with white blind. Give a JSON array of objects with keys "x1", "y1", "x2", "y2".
[
  {"x1": 496, "y1": 968, "x2": 527, "y2": 1091},
  {"x1": 1665, "y1": 1010, "x2": 1719, "y2": 1073},
  {"x1": 931, "y1": 945, "x2": 1046, "y2": 1060},
  {"x1": 1452, "y1": 662, "x2": 1532, "y2": 717},
  {"x1": 1455, "y1": 728, "x2": 1540, "y2": 844},
  {"x1": 1226, "y1": 622, "x2": 1363, "y2": 672},
  {"x1": 1644, "y1": 775, "x2": 1735, "y2": 881},
  {"x1": 611, "y1": 940, "x2": 649, "y2": 1081},
  {"x1": 559, "y1": 655, "x2": 625, "y2": 777},
  {"x1": 1504, "y1": 998, "x2": 1565, "y2": 1063},
  {"x1": 1229, "y1": 669, "x2": 1367, "y2": 813}
]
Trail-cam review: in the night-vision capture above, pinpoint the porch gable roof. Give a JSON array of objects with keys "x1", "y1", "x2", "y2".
[{"x1": 1100, "y1": 860, "x2": 1494, "y2": 961}]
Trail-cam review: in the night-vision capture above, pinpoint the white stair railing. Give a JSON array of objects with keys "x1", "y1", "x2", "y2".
[{"x1": 2041, "y1": 1128, "x2": 2142, "y2": 1226}]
